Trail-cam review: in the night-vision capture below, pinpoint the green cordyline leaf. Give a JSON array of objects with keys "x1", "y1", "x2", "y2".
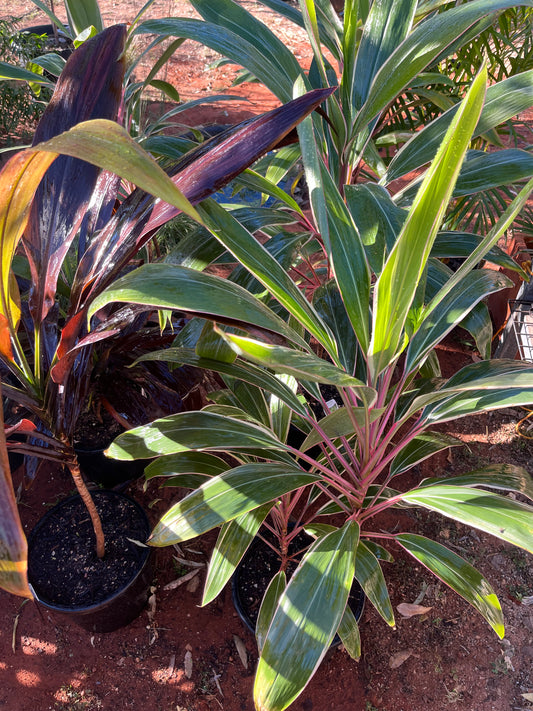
[
  {"x1": 353, "y1": 0, "x2": 533, "y2": 139},
  {"x1": 254, "y1": 521, "x2": 359, "y2": 711},
  {"x1": 135, "y1": 12, "x2": 305, "y2": 104},
  {"x1": 257, "y1": 571, "x2": 287, "y2": 655},
  {"x1": 351, "y1": 0, "x2": 417, "y2": 113},
  {"x1": 400, "y1": 486, "x2": 533, "y2": 555},
  {"x1": 107, "y1": 411, "x2": 288, "y2": 461},
  {"x1": 64, "y1": 0, "x2": 104, "y2": 35},
  {"x1": 301, "y1": 406, "x2": 385, "y2": 451},
  {"x1": 197, "y1": 199, "x2": 338, "y2": 358},
  {"x1": 221, "y1": 333, "x2": 376, "y2": 405},
  {"x1": 385, "y1": 70, "x2": 533, "y2": 184},
  {"x1": 337, "y1": 605, "x2": 361, "y2": 660},
  {"x1": 202, "y1": 504, "x2": 273, "y2": 606},
  {"x1": 370, "y1": 67, "x2": 487, "y2": 377},
  {"x1": 415, "y1": 360, "x2": 533, "y2": 423},
  {"x1": 389, "y1": 432, "x2": 462, "y2": 478},
  {"x1": 319, "y1": 163, "x2": 371, "y2": 352},
  {"x1": 88, "y1": 264, "x2": 308, "y2": 350},
  {"x1": 419, "y1": 463, "x2": 533, "y2": 502},
  {"x1": 405, "y1": 269, "x2": 511, "y2": 373},
  {"x1": 0, "y1": 61, "x2": 54, "y2": 85},
  {"x1": 135, "y1": 348, "x2": 308, "y2": 417},
  {"x1": 396, "y1": 533, "x2": 504, "y2": 638},
  {"x1": 149, "y1": 464, "x2": 320, "y2": 546},
  {"x1": 143, "y1": 451, "x2": 229, "y2": 482},
  {"x1": 354, "y1": 542, "x2": 395, "y2": 627},
  {"x1": 36, "y1": 120, "x2": 202, "y2": 223}
]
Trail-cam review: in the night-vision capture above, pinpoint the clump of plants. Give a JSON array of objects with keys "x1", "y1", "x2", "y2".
[
  {"x1": 0, "y1": 17, "x2": 333, "y2": 599},
  {"x1": 102, "y1": 64, "x2": 533, "y2": 711},
  {"x1": 0, "y1": 18, "x2": 53, "y2": 143}
]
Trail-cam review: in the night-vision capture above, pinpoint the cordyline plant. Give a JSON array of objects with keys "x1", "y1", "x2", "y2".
[
  {"x1": 134, "y1": 0, "x2": 533, "y2": 207},
  {"x1": 0, "y1": 22, "x2": 333, "y2": 598},
  {"x1": 96, "y1": 67, "x2": 533, "y2": 711}
]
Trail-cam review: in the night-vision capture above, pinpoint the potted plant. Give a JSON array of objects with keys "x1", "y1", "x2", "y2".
[
  {"x1": 99, "y1": 66, "x2": 533, "y2": 707},
  {"x1": 0, "y1": 19, "x2": 333, "y2": 629}
]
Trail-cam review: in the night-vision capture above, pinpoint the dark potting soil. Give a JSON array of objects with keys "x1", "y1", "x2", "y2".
[
  {"x1": 28, "y1": 492, "x2": 150, "y2": 608},
  {"x1": 233, "y1": 529, "x2": 365, "y2": 632},
  {"x1": 73, "y1": 407, "x2": 123, "y2": 451}
]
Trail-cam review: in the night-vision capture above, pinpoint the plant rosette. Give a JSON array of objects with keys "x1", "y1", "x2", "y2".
[{"x1": 27, "y1": 490, "x2": 154, "y2": 633}]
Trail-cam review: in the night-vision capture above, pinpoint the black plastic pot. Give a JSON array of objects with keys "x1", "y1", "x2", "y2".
[
  {"x1": 75, "y1": 445, "x2": 149, "y2": 489},
  {"x1": 232, "y1": 530, "x2": 365, "y2": 644},
  {"x1": 16, "y1": 24, "x2": 73, "y2": 62},
  {"x1": 27, "y1": 490, "x2": 154, "y2": 633}
]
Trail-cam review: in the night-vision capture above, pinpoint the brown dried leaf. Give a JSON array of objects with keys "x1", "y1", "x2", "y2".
[
  {"x1": 397, "y1": 602, "x2": 433, "y2": 618},
  {"x1": 186, "y1": 575, "x2": 200, "y2": 594},
  {"x1": 233, "y1": 634, "x2": 248, "y2": 670},
  {"x1": 167, "y1": 653, "x2": 176, "y2": 678},
  {"x1": 147, "y1": 586, "x2": 157, "y2": 622},
  {"x1": 184, "y1": 650, "x2": 193, "y2": 679},
  {"x1": 521, "y1": 693, "x2": 533, "y2": 702},
  {"x1": 389, "y1": 649, "x2": 413, "y2": 669},
  {"x1": 164, "y1": 569, "x2": 200, "y2": 590}
]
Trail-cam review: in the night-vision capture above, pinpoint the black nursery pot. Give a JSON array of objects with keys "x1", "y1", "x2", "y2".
[
  {"x1": 75, "y1": 445, "x2": 149, "y2": 489},
  {"x1": 232, "y1": 530, "x2": 365, "y2": 644},
  {"x1": 27, "y1": 490, "x2": 154, "y2": 633}
]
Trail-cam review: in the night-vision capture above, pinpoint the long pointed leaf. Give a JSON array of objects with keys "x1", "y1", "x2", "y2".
[
  {"x1": 222, "y1": 333, "x2": 376, "y2": 404},
  {"x1": 419, "y1": 463, "x2": 533, "y2": 501},
  {"x1": 354, "y1": 542, "x2": 394, "y2": 627},
  {"x1": 108, "y1": 410, "x2": 290, "y2": 461},
  {"x1": 202, "y1": 504, "x2": 273, "y2": 606},
  {"x1": 149, "y1": 464, "x2": 319, "y2": 546},
  {"x1": 254, "y1": 522, "x2": 359, "y2": 711},
  {"x1": 87, "y1": 263, "x2": 307, "y2": 348},
  {"x1": 257, "y1": 571, "x2": 287, "y2": 654},
  {"x1": 370, "y1": 68, "x2": 487, "y2": 375},
  {"x1": 400, "y1": 485, "x2": 533, "y2": 554},
  {"x1": 396, "y1": 533, "x2": 504, "y2": 637}
]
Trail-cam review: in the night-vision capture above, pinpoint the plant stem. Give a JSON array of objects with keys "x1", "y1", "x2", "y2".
[{"x1": 64, "y1": 444, "x2": 105, "y2": 559}]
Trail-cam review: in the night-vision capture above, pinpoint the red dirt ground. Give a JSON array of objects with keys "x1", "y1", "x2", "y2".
[{"x1": 1, "y1": 3, "x2": 533, "y2": 711}]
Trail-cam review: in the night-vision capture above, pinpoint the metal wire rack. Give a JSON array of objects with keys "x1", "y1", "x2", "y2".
[{"x1": 509, "y1": 300, "x2": 533, "y2": 362}]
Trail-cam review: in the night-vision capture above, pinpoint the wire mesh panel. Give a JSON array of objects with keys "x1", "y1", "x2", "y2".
[{"x1": 510, "y1": 301, "x2": 533, "y2": 362}]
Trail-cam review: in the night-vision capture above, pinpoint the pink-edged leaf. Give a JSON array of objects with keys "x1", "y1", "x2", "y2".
[
  {"x1": 22, "y1": 24, "x2": 126, "y2": 325},
  {"x1": 74, "y1": 88, "x2": 334, "y2": 308},
  {"x1": 0, "y1": 150, "x2": 57, "y2": 360},
  {"x1": 0, "y1": 384, "x2": 32, "y2": 598}
]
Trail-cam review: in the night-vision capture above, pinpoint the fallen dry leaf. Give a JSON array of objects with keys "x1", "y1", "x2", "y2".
[
  {"x1": 389, "y1": 649, "x2": 413, "y2": 669},
  {"x1": 184, "y1": 649, "x2": 193, "y2": 679},
  {"x1": 186, "y1": 575, "x2": 200, "y2": 594},
  {"x1": 521, "y1": 692, "x2": 533, "y2": 702},
  {"x1": 233, "y1": 635, "x2": 248, "y2": 670},
  {"x1": 167, "y1": 653, "x2": 176, "y2": 678},
  {"x1": 397, "y1": 602, "x2": 433, "y2": 618},
  {"x1": 147, "y1": 586, "x2": 157, "y2": 623},
  {"x1": 164, "y1": 569, "x2": 200, "y2": 591}
]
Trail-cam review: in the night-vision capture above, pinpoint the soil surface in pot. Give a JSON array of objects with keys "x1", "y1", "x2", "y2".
[{"x1": 28, "y1": 492, "x2": 149, "y2": 608}]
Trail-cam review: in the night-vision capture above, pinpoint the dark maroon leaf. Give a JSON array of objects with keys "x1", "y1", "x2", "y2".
[
  {"x1": 23, "y1": 24, "x2": 127, "y2": 325},
  {"x1": 72, "y1": 87, "x2": 335, "y2": 309}
]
